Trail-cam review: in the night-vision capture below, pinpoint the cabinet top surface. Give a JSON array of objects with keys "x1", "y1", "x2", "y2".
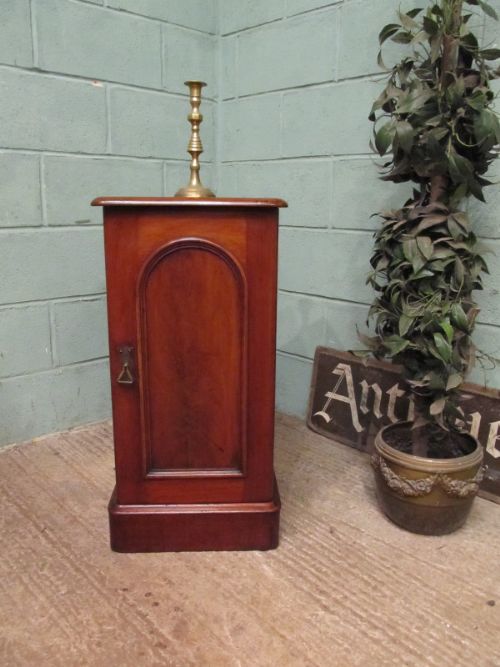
[{"x1": 92, "y1": 197, "x2": 287, "y2": 208}]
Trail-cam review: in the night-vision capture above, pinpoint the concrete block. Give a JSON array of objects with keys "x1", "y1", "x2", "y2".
[
  {"x1": 237, "y1": 10, "x2": 337, "y2": 96},
  {"x1": 220, "y1": 36, "x2": 238, "y2": 100},
  {"x1": 217, "y1": 164, "x2": 239, "y2": 196},
  {"x1": 282, "y1": 86, "x2": 330, "y2": 158},
  {"x1": 0, "y1": 360, "x2": 111, "y2": 446},
  {"x1": 219, "y1": 0, "x2": 285, "y2": 34},
  {"x1": 278, "y1": 228, "x2": 373, "y2": 303},
  {"x1": 324, "y1": 299, "x2": 370, "y2": 351},
  {"x1": 331, "y1": 158, "x2": 412, "y2": 231},
  {"x1": 44, "y1": 156, "x2": 164, "y2": 226},
  {"x1": 221, "y1": 95, "x2": 281, "y2": 162},
  {"x1": 276, "y1": 352, "x2": 313, "y2": 418},
  {"x1": 338, "y1": 0, "x2": 411, "y2": 79},
  {"x1": 286, "y1": 0, "x2": 341, "y2": 16},
  {"x1": 0, "y1": 305, "x2": 52, "y2": 378},
  {"x1": 0, "y1": 153, "x2": 42, "y2": 228},
  {"x1": 163, "y1": 26, "x2": 215, "y2": 94},
  {"x1": 52, "y1": 297, "x2": 108, "y2": 366},
  {"x1": 469, "y1": 323, "x2": 500, "y2": 389},
  {"x1": 0, "y1": 0, "x2": 33, "y2": 67},
  {"x1": 0, "y1": 69, "x2": 106, "y2": 153},
  {"x1": 282, "y1": 80, "x2": 377, "y2": 157},
  {"x1": 36, "y1": 0, "x2": 162, "y2": 88},
  {"x1": 476, "y1": 239, "x2": 500, "y2": 327},
  {"x1": 110, "y1": 87, "x2": 214, "y2": 160},
  {"x1": 469, "y1": 158, "x2": 500, "y2": 239},
  {"x1": 107, "y1": 0, "x2": 216, "y2": 33},
  {"x1": 277, "y1": 292, "x2": 326, "y2": 358},
  {"x1": 230, "y1": 160, "x2": 331, "y2": 227},
  {"x1": 1, "y1": 229, "x2": 105, "y2": 305}
]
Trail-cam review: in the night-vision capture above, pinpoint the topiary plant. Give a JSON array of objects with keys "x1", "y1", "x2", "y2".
[{"x1": 365, "y1": 0, "x2": 499, "y2": 451}]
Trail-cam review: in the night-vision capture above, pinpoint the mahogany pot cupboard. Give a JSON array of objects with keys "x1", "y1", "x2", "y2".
[{"x1": 92, "y1": 197, "x2": 287, "y2": 552}]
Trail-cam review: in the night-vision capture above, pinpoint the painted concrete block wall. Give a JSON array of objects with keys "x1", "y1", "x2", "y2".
[
  {"x1": 0, "y1": 0, "x2": 498, "y2": 445},
  {"x1": 0, "y1": 0, "x2": 216, "y2": 445},
  {"x1": 218, "y1": 0, "x2": 500, "y2": 418}
]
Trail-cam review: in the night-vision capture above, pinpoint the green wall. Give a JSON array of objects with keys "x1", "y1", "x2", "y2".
[
  {"x1": 0, "y1": 0, "x2": 498, "y2": 445},
  {"x1": 218, "y1": 0, "x2": 500, "y2": 417},
  {"x1": 0, "y1": 0, "x2": 216, "y2": 444}
]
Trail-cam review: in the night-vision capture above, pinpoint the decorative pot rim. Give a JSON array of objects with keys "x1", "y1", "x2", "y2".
[{"x1": 374, "y1": 421, "x2": 483, "y2": 473}]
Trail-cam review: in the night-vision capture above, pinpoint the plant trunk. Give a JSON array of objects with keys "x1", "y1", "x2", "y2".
[
  {"x1": 430, "y1": 0, "x2": 463, "y2": 204},
  {"x1": 411, "y1": 395, "x2": 431, "y2": 457}
]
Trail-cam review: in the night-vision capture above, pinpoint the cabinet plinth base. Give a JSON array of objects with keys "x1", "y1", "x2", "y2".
[{"x1": 108, "y1": 481, "x2": 281, "y2": 553}]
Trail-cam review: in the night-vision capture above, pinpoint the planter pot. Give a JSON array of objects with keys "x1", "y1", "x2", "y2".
[{"x1": 372, "y1": 422, "x2": 484, "y2": 535}]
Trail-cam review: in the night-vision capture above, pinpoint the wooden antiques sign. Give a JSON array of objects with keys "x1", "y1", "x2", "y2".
[{"x1": 307, "y1": 347, "x2": 500, "y2": 504}]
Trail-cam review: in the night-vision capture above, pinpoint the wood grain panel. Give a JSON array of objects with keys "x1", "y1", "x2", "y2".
[{"x1": 138, "y1": 239, "x2": 247, "y2": 475}]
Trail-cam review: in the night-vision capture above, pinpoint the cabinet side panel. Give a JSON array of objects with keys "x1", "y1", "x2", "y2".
[
  {"x1": 244, "y1": 211, "x2": 279, "y2": 499},
  {"x1": 139, "y1": 240, "x2": 247, "y2": 474}
]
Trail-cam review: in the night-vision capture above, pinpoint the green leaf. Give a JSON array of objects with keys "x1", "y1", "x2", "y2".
[
  {"x1": 450, "y1": 303, "x2": 469, "y2": 332},
  {"x1": 481, "y1": 48, "x2": 500, "y2": 60},
  {"x1": 411, "y1": 268, "x2": 435, "y2": 280},
  {"x1": 474, "y1": 108, "x2": 500, "y2": 145},
  {"x1": 385, "y1": 336, "x2": 410, "y2": 355},
  {"x1": 416, "y1": 236, "x2": 433, "y2": 260},
  {"x1": 375, "y1": 122, "x2": 394, "y2": 156},
  {"x1": 446, "y1": 373, "x2": 463, "y2": 391},
  {"x1": 448, "y1": 150, "x2": 474, "y2": 184},
  {"x1": 450, "y1": 212, "x2": 470, "y2": 232},
  {"x1": 450, "y1": 183, "x2": 469, "y2": 209},
  {"x1": 469, "y1": 178, "x2": 486, "y2": 202},
  {"x1": 377, "y1": 49, "x2": 387, "y2": 70},
  {"x1": 399, "y1": 314, "x2": 413, "y2": 336},
  {"x1": 448, "y1": 217, "x2": 463, "y2": 239},
  {"x1": 396, "y1": 120, "x2": 414, "y2": 153},
  {"x1": 379, "y1": 23, "x2": 401, "y2": 45},
  {"x1": 430, "y1": 397, "x2": 446, "y2": 416},
  {"x1": 413, "y1": 214, "x2": 448, "y2": 234},
  {"x1": 391, "y1": 31, "x2": 414, "y2": 44},
  {"x1": 454, "y1": 257, "x2": 465, "y2": 286},
  {"x1": 403, "y1": 237, "x2": 426, "y2": 272},
  {"x1": 396, "y1": 88, "x2": 433, "y2": 114},
  {"x1": 428, "y1": 126, "x2": 449, "y2": 142},
  {"x1": 428, "y1": 371, "x2": 446, "y2": 390},
  {"x1": 479, "y1": 0, "x2": 498, "y2": 20},
  {"x1": 399, "y1": 9, "x2": 419, "y2": 30},
  {"x1": 439, "y1": 319, "x2": 454, "y2": 344},
  {"x1": 433, "y1": 333, "x2": 452, "y2": 363},
  {"x1": 423, "y1": 16, "x2": 438, "y2": 34}
]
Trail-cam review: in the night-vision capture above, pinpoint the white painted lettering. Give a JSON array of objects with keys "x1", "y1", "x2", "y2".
[
  {"x1": 314, "y1": 363, "x2": 364, "y2": 433},
  {"x1": 359, "y1": 379, "x2": 383, "y2": 419},
  {"x1": 386, "y1": 383, "x2": 406, "y2": 423},
  {"x1": 487, "y1": 421, "x2": 500, "y2": 459}
]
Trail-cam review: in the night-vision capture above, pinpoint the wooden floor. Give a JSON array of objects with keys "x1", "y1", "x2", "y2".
[{"x1": 1, "y1": 413, "x2": 499, "y2": 667}]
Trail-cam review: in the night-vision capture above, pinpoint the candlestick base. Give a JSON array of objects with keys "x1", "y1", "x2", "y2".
[{"x1": 175, "y1": 183, "x2": 215, "y2": 198}]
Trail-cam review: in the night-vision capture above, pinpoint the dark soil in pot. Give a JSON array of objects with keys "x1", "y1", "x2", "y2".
[{"x1": 383, "y1": 423, "x2": 476, "y2": 459}]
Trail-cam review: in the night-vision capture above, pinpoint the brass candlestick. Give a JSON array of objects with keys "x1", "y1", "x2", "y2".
[{"x1": 175, "y1": 80, "x2": 215, "y2": 198}]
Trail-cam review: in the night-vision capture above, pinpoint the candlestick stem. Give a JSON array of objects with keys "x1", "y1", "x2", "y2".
[{"x1": 175, "y1": 80, "x2": 215, "y2": 198}]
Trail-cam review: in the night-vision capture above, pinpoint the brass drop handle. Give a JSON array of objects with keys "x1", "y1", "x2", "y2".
[{"x1": 117, "y1": 346, "x2": 135, "y2": 385}]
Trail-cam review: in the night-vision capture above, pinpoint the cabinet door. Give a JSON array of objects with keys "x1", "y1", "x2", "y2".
[
  {"x1": 140, "y1": 237, "x2": 246, "y2": 476},
  {"x1": 104, "y1": 206, "x2": 278, "y2": 504}
]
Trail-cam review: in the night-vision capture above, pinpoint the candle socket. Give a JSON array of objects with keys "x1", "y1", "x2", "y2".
[{"x1": 175, "y1": 81, "x2": 215, "y2": 198}]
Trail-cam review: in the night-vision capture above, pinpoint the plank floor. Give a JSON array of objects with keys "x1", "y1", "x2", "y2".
[{"x1": 1, "y1": 413, "x2": 499, "y2": 667}]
